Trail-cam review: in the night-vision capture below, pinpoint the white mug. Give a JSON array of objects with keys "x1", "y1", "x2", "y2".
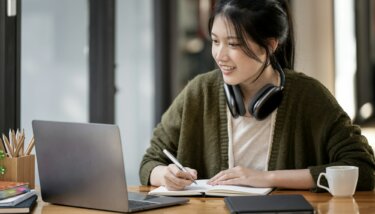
[{"x1": 317, "y1": 166, "x2": 358, "y2": 197}]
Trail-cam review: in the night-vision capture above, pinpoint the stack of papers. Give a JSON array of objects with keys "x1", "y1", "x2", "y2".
[
  {"x1": 0, "y1": 181, "x2": 29, "y2": 200},
  {"x1": 0, "y1": 195, "x2": 37, "y2": 214},
  {"x1": 0, "y1": 190, "x2": 36, "y2": 206}
]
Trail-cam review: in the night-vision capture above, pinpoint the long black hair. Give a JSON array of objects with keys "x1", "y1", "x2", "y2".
[{"x1": 208, "y1": 0, "x2": 294, "y2": 70}]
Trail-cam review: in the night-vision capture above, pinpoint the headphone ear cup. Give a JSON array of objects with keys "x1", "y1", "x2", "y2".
[
  {"x1": 224, "y1": 84, "x2": 239, "y2": 118},
  {"x1": 232, "y1": 85, "x2": 246, "y2": 116},
  {"x1": 248, "y1": 84, "x2": 283, "y2": 120}
]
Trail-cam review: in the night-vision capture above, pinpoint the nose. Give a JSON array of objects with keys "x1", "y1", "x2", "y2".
[{"x1": 213, "y1": 45, "x2": 229, "y2": 62}]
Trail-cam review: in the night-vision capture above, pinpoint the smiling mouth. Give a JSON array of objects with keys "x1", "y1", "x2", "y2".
[{"x1": 220, "y1": 65, "x2": 236, "y2": 73}]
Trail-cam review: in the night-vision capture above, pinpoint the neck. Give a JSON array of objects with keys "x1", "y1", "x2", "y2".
[{"x1": 239, "y1": 65, "x2": 280, "y2": 104}]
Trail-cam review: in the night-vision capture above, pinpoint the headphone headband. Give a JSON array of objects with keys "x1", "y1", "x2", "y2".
[
  {"x1": 223, "y1": 61, "x2": 285, "y2": 120},
  {"x1": 274, "y1": 60, "x2": 285, "y2": 90}
]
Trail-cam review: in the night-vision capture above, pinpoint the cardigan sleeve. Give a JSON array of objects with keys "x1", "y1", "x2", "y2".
[
  {"x1": 304, "y1": 82, "x2": 375, "y2": 192},
  {"x1": 308, "y1": 108, "x2": 375, "y2": 192},
  {"x1": 278, "y1": 72, "x2": 375, "y2": 192},
  {"x1": 139, "y1": 70, "x2": 224, "y2": 185},
  {"x1": 139, "y1": 86, "x2": 186, "y2": 185}
]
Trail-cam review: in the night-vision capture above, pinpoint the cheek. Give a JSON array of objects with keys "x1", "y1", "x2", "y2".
[
  {"x1": 236, "y1": 55, "x2": 259, "y2": 70},
  {"x1": 211, "y1": 47, "x2": 217, "y2": 60},
  {"x1": 254, "y1": 47, "x2": 267, "y2": 62}
]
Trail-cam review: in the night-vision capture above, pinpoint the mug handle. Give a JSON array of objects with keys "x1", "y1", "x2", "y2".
[{"x1": 317, "y1": 172, "x2": 331, "y2": 193}]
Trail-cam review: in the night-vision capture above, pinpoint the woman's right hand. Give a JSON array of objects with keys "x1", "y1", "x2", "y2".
[{"x1": 150, "y1": 164, "x2": 197, "y2": 190}]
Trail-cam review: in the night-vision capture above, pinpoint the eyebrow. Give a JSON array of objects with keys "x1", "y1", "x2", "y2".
[{"x1": 211, "y1": 33, "x2": 238, "y2": 39}]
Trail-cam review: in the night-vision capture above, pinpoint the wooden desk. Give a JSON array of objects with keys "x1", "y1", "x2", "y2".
[{"x1": 32, "y1": 186, "x2": 375, "y2": 213}]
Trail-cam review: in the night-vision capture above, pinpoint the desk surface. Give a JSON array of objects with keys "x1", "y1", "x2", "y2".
[{"x1": 32, "y1": 186, "x2": 375, "y2": 214}]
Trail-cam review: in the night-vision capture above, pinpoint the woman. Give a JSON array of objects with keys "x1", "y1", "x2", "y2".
[{"x1": 139, "y1": 0, "x2": 375, "y2": 191}]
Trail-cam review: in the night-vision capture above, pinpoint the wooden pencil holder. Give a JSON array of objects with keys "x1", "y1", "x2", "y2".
[{"x1": 0, "y1": 155, "x2": 35, "y2": 189}]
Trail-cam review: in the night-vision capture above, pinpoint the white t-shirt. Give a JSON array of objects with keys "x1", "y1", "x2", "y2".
[{"x1": 227, "y1": 108, "x2": 277, "y2": 171}]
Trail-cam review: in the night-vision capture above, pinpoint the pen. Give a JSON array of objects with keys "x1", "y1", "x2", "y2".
[{"x1": 163, "y1": 149, "x2": 197, "y2": 184}]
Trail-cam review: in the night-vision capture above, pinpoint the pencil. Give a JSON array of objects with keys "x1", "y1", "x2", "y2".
[
  {"x1": 15, "y1": 130, "x2": 25, "y2": 157},
  {"x1": 14, "y1": 137, "x2": 24, "y2": 157},
  {"x1": 16, "y1": 129, "x2": 20, "y2": 142},
  {"x1": 10, "y1": 129, "x2": 17, "y2": 151},
  {"x1": 25, "y1": 136, "x2": 35, "y2": 155},
  {"x1": 20, "y1": 129, "x2": 25, "y2": 156},
  {"x1": 2, "y1": 134, "x2": 13, "y2": 157}
]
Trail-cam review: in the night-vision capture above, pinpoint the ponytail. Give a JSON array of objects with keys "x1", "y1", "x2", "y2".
[{"x1": 274, "y1": 0, "x2": 295, "y2": 70}]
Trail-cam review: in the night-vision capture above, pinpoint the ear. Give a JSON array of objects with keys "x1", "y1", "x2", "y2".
[{"x1": 267, "y1": 38, "x2": 279, "y2": 53}]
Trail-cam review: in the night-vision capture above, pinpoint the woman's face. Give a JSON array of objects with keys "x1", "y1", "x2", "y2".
[{"x1": 211, "y1": 15, "x2": 267, "y2": 85}]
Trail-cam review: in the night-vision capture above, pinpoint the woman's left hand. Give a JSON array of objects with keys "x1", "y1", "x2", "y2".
[{"x1": 207, "y1": 166, "x2": 273, "y2": 187}]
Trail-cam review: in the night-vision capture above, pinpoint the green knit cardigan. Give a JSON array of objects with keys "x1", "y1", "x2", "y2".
[{"x1": 139, "y1": 69, "x2": 375, "y2": 191}]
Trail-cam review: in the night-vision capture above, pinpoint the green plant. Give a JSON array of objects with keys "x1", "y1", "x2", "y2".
[{"x1": 0, "y1": 150, "x2": 5, "y2": 175}]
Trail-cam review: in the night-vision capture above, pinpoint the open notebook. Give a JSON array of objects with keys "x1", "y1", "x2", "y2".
[{"x1": 149, "y1": 179, "x2": 273, "y2": 197}]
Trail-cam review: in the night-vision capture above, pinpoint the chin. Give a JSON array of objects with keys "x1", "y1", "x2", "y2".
[{"x1": 222, "y1": 76, "x2": 239, "y2": 86}]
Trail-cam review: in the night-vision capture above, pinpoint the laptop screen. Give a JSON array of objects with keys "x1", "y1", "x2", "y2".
[
  {"x1": 32, "y1": 120, "x2": 188, "y2": 212},
  {"x1": 33, "y1": 120, "x2": 129, "y2": 212}
]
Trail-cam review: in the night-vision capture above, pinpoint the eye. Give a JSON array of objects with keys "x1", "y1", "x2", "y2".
[
  {"x1": 211, "y1": 39, "x2": 219, "y2": 45},
  {"x1": 229, "y1": 43, "x2": 240, "y2": 48}
]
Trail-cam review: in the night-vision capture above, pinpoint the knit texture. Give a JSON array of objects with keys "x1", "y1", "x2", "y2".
[{"x1": 139, "y1": 69, "x2": 375, "y2": 191}]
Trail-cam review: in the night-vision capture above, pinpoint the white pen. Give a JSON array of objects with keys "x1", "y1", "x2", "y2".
[{"x1": 163, "y1": 149, "x2": 197, "y2": 184}]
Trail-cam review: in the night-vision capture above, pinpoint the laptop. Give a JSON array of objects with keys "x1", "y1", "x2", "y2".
[{"x1": 32, "y1": 120, "x2": 189, "y2": 213}]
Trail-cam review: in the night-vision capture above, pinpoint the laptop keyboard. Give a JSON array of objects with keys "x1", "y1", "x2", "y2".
[{"x1": 129, "y1": 200, "x2": 158, "y2": 209}]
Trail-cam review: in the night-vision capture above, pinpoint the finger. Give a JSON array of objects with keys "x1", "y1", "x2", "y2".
[
  {"x1": 167, "y1": 164, "x2": 181, "y2": 175},
  {"x1": 185, "y1": 167, "x2": 197, "y2": 182},
  {"x1": 164, "y1": 176, "x2": 185, "y2": 190},
  {"x1": 207, "y1": 172, "x2": 221, "y2": 185},
  {"x1": 216, "y1": 177, "x2": 243, "y2": 186},
  {"x1": 165, "y1": 167, "x2": 193, "y2": 189},
  {"x1": 209, "y1": 169, "x2": 233, "y2": 182},
  {"x1": 167, "y1": 164, "x2": 190, "y2": 178},
  {"x1": 175, "y1": 170, "x2": 197, "y2": 181},
  {"x1": 210, "y1": 170, "x2": 239, "y2": 185},
  {"x1": 167, "y1": 164, "x2": 196, "y2": 188},
  {"x1": 165, "y1": 176, "x2": 193, "y2": 190},
  {"x1": 185, "y1": 168, "x2": 198, "y2": 180},
  {"x1": 168, "y1": 164, "x2": 195, "y2": 181},
  {"x1": 208, "y1": 171, "x2": 225, "y2": 184}
]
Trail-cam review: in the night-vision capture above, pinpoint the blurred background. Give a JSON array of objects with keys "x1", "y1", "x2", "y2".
[{"x1": 1, "y1": 0, "x2": 375, "y2": 186}]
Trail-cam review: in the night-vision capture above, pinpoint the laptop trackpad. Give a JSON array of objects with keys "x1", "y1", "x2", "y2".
[{"x1": 128, "y1": 192, "x2": 160, "y2": 203}]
